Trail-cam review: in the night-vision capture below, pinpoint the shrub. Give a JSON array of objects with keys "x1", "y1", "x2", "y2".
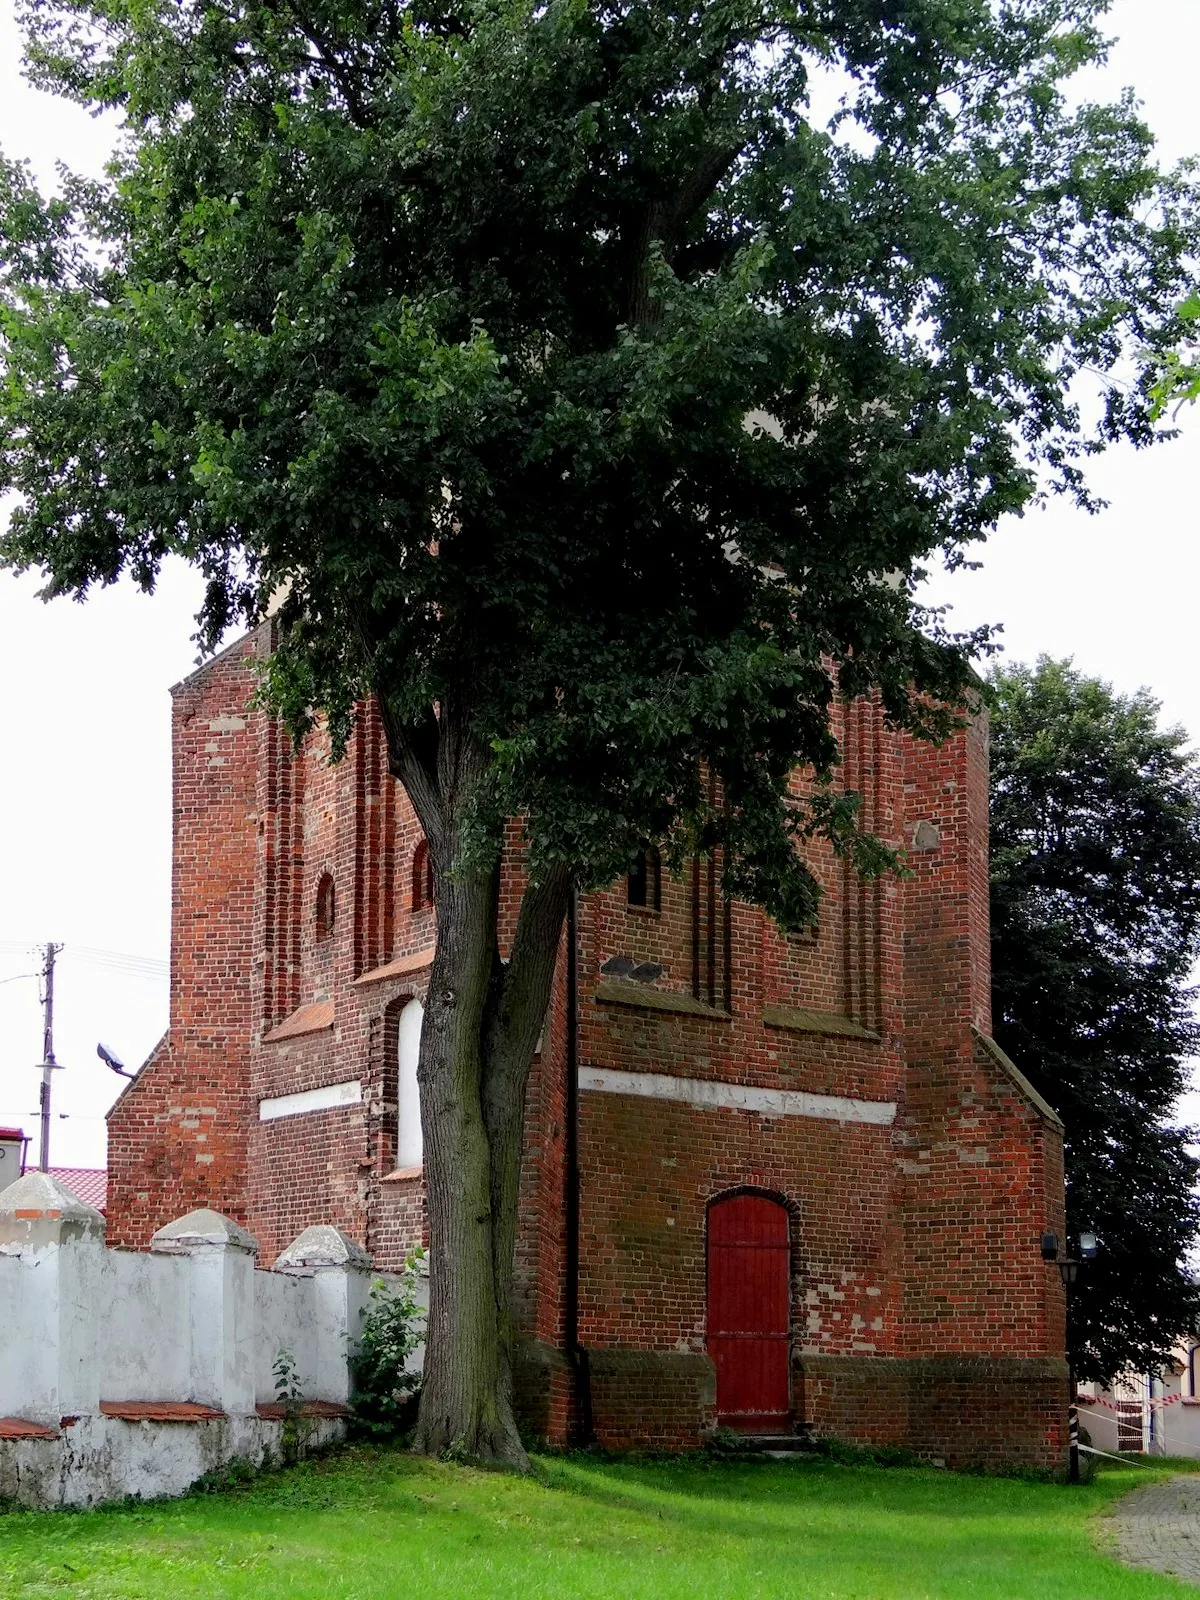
[
  {"x1": 350, "y1": 1254, "x2": 426, "y2": 1437},
  {"x1": 272, "y1": 1347, "x2": 312, "y2": 1464}
]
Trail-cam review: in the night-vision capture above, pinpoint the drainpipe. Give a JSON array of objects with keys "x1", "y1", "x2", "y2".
[{"x1": 564, "y1": 886, "x2": 593, "y2": 1442}]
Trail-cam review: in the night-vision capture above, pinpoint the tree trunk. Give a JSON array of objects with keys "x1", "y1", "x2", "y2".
[
  {"x1": 384, "y1": 705, "x2": 569, "y2": 1466},
  {"x1": 480, "y1": 864, "x2": 573, "y2": 1447},
  {"x1": 409, "y1": 845, "x2": 519, "y2": 1461}
]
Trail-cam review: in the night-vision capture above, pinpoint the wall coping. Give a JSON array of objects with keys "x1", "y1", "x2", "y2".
[
  {"x1": 255, "y1": 1399, "x2": 349, "y2": 1420},
  {"x1": 0, "y1": 1170, "x2": 104, "y2": 1226},
  {"x1": 275, "y1": 1224, "x2": 371, "y2": 1271},
  {"x1": 971, "y1": 1028, "x2": 1064, "y2": 1131},
  {"x1": 355, "y1": 951, "x2": 433, "y2": 988},
  {"x1": 0, "y1": 1417, "x2": 59, "y2": 1440},
  {"x1": 151, "y1": 1208, "x2": 259, "y2": 1255},
  {"x1": 99, "y1": 1401, "x2": 224, "y2": 1423},
  {"x1": 263, "y1": 1000, "x2": 335, "y2": 1043},
  {"x1": 593, "y1": 979, "x2": 731, "y2": 1021},
  {"x1": 762, "y1": 1004, "x2": 880, "y2": 1042}
]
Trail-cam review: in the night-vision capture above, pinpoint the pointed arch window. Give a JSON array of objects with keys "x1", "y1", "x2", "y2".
[{"x1": 412, "y1": 838, "x2": 434, "y2": 911}]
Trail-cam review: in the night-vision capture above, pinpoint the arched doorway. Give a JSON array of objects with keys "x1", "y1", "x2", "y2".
[{"x1": 707, "y1": 1192, "x2": 791, "y2": 1432}]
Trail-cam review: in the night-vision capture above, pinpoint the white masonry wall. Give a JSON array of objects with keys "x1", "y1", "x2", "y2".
[
  {"x1": 99, "y1": 1250, "x2": 193, "y2": 1404},
  {"x1": 0, "y1": 1250, "x2": 36, "y2": 1419},
  {"x1": 254, "y1": 1265, "x2": 319, "y2": 1404},
  {"x1": 0, "y1": 1173, "x2": 426, "y2": 1508}
]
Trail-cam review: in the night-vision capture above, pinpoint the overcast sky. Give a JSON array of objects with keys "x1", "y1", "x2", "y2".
[{"x1": 1, "y1": 1, "x2": 1199, "y2": 1168}]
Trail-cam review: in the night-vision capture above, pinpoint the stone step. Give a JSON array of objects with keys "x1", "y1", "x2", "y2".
[{"x1": 737, "y1": 1434, "x2": 815, "y2": 1452}]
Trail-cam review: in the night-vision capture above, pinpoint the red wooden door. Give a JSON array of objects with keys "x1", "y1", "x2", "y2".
[{"x1": 707, "y1": 1193, "x2": 791, "y2": 1432}]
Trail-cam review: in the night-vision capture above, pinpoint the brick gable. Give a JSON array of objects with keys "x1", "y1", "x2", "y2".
[{"x1": 108, "y1": 631, "x2": 1068, "y2": 1468}]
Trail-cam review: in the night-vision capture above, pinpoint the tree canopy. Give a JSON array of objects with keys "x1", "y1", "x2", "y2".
[
  {"x1": 2, "y1": 0, "x2": 1198, "y2": 1457},
  {"x1": 2, "y1": 0, "x2": 1196, "y2": 914},
  {"x1": 990, "y1": 659, "x2": 1200, "y2": 1382}
]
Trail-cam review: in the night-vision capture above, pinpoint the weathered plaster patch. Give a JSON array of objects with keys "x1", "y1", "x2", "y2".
[
  {"x1": 258, "y1": 1080, "x2": 362, "y2": 1122},
  {"x1": 579, "y1": 1067, "x2": 896, "y2": 1127}
]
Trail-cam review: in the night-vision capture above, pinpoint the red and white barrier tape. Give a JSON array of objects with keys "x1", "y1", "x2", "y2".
[{"x1": 1079, "y1": 1391, "x2": 1191, "y2": 1413}]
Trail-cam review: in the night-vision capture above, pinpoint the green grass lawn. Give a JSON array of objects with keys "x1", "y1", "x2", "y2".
[{"x1": 0, "y1": 1445, "x2": 1193, "y2": 1599}]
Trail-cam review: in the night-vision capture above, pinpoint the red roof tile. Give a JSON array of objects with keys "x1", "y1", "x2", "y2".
[
  {"x1": 354, "y1": 951, "x2": 433, "y2": 987},
  {"x1": 0, "y1": 1417, "x2": 58, "y2": 1440},
  {"x1": 48, "y1": 1168, "x2": 107, "y2": 1212},
  {"x1": 263, "y1": 1000, "x2": 335, "y2": 1042},
  {"x1": 256, "y1": 1400, "x2": 349, "y2": 1420},
  {"x1": 99, "y1": 1401, "x2": 224, "y2": 1423}
]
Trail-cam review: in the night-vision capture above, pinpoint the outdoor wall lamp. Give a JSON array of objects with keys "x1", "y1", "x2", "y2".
[{"x1": 1040, "y1": 1231, "x2": 1082, "y2": 1286}]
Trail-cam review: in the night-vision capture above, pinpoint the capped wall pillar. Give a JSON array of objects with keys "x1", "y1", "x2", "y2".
[
  {"x1": 0, "y1": 1172, "x2": 105, "y2": 1426},
  {"x1": 275, "y1": 1225, "x2": 374, "y2": 1406},
  {"x1": 151, "y1": 1208, "x2": 258, "y2": 1415}
]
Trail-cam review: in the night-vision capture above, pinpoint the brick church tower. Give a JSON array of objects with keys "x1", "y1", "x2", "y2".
[{"x1": 107, "y1": 627, "x2": 1068, "y2": 1466}]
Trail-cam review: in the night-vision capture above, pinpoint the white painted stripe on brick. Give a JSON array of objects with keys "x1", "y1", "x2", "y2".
[
  {"x1": 579, "y1": 1067, "x2": 895, "y2": 1126},
  {"x1": 258, "y1": 1079, "x2": 362, "y2": 1122}
]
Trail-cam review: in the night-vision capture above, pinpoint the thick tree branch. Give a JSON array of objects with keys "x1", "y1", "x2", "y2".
[
  {"x1": 624, "y1": 143, "x2": 742, "y2": 326},
  {"x1": 379, "y1": 699, "x2": 444, "y2": 839},
  {"x1": 288, "y1": 4, "x2": 372, "y2": 126},
  {"x1": 484, "y1": 862, "x2": 572, "y2": 1105},
  {"x1": 480, "y1": 861, "x2": 571, "y2": 1418}
]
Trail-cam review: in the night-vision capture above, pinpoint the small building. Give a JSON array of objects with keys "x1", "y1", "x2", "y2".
[
  {"x1": 1080, "y1": 1340, "x2": 1200, "y2": 1458},
  {"x1": 0, "y1": 1127, "x2": 106, "y2": 1212},
  {"x1": 0, "y1": 1128, "x2": 27, "y2": 1188},
  {"x1": 105, "y1": 628, "x2": 1069, "y2": 1466}
]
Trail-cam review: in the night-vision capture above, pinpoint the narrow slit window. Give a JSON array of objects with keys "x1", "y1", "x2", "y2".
[
  {"x1": 627, "y1": 846, "x2": 661, "y2": 912},
  {"x1": 315, "y1": 873, "x2": 336, "y2": 941},
  {"x1": 412, "y1": 838, "x2": 434, "y2": 911}
]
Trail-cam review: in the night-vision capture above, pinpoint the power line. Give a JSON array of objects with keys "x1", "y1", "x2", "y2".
[
  {"x1": 64, "y1": 948, "x2": 169, "y2": 980},
  {"x1": 0, "y1": 940, "x2": 168, "y2": 979},
  {"x1": 66, "y1": 946, "x2": 169, "y2": 977}
]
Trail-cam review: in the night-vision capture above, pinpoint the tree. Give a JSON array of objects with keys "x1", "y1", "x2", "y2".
[
  {"x1": 1149, "y1": 290, "x2": 1200, "y2": 419},
  {"x1": 1, "y1": 0, "x2": 1196, "y2": 1462},
  {"x1": 989, "y1": 659, "x2": 1200, "y2": 1382}
]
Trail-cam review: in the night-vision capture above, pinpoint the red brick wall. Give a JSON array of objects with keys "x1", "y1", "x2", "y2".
[
  {"x1": 896, "y1": 716, "x2": 1065, "y2": 1368},
  {"x1": 107, "y1": 637, "x2": 261, "y2": 1245},
  {"x1": 801, "y1": 1355, "x2": 1066, "y2": 1469},
  {"x1": 889, "y1": 713, "x2": 1066, "y2": 1465},
  {"x1": 108, "y1": 647, "x2": 1067, "y2": 1467}
]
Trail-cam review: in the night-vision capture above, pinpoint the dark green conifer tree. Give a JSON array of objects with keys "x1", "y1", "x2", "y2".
[{"x1": 990, "y1": 659, "x2": 1200, "y2": 1381}]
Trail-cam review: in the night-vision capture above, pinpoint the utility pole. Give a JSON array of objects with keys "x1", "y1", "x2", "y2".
[{"x1": 38, "y1": 942, "x2": 62, "y2": 1173}]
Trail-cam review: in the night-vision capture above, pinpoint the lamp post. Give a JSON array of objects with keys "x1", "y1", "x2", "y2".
[{"x1": 1042, "y1": 1231, "x2": 1099, "y2": 1483}]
